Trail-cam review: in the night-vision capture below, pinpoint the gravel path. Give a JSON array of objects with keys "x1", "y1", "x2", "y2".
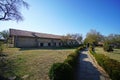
[{"x1": 74, "y1": 50, "x2": 110, "y2": 80}]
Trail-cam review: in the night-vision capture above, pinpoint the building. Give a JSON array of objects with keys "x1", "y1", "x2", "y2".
[{"x1": 9, "y1": 29, "x2": 79, "y2": 48}]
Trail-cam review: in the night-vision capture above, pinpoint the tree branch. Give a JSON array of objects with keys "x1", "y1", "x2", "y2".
[{"x1": 0, "y1": 0, "x2": 28, "y2": 21}]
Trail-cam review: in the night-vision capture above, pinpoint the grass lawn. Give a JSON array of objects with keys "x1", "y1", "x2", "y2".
[
  {"x1": 95, "y1": 47, "x2": 120, "y2": 62},
  {"x1": 0, "y1": 48, "x2": 75, "y2": 80}
]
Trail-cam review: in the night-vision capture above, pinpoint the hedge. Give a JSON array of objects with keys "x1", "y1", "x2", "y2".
[
  {"x1": 64, "y1": 52, "x2": 78, "y2": 67},
  {"x1": 64, "y1": 46, "x2": 85, "y2": 68},
  {"x1": 49, "y1": 63, "x2": 72, "y2": 80},
  {"x1": 89, "y1": 47, "x2": 120, "y2": 80},
  {"x1": 49, "y1": 46, "x2": 85, "y2": 80}
]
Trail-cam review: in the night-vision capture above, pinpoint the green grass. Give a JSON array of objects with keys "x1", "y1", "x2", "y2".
[
  {"x1": 95, "y1": 47, "x2": 120, "y2": 62},
  {"x1": 1, "y1": 48, "x2": 75, "y2": 80}
]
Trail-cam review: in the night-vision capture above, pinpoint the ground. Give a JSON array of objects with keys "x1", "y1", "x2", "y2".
[
  {"x1": 95, "y1": 47, "x2": 120, "y2": 62},
  {"x1": 0, "y1": 48, "x2": 75, "y2": 80}
]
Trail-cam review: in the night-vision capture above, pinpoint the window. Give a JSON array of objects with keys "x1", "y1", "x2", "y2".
[
  {"x1": 59, "y1": 43, "x2": 61, "y2": 46},
  {"x1": 48, "y1": 43, "x2": 51, "y2": 46},
  {"x1": 40, "y1": 43, "x2": 43, "y2": 47},
  {"x1": 54, "y1": 43, "x2": 56, "y2": 46}
]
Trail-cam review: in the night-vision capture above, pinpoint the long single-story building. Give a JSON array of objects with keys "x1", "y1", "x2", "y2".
[{"x1": 9, "y1": 29, "x2": 79, "y2": 48}]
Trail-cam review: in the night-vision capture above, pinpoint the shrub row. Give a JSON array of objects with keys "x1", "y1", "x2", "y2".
[
  {"x1": 89, "y1": 47, "x2": 120, "y2": 80},
  {"x1": 64, "y1": 46, "x2": 84, "y2": 68},
  {"x1": 49, "y1": 63, "x2": 72, "y2": 80},
  {"x1": 49, "y1": 46, "x2": 85, "y2": 80}
]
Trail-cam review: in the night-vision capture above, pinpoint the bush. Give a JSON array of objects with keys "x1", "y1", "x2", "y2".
[
  {"x1": 103, "y1": 42, "x2": 113, "y2": 52},
  {"x1": 64, "y1": 52, "x2": 77, "y2": 67},
  {"x1": 0, "y1": 42, "x2": 4, "y2": 53},
  {"x1": 49, "y1": 63, "x2": 72, "y2": 80},
  {"x1": 64, "y1": 46, "x2": 84, "y2": 67}
]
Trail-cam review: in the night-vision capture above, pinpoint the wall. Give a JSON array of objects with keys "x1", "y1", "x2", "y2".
[
  {"x1": 14, "y1": 36, "x2": 36, "y2": 48},
  {"x1": 13, "y1": 36, "x2": 79, "y2": 48},
  {"x1": 13, "y1": 36, "x2": 63, "y2": 48},
  {"x1": 37, "y1": 38, "x2": 62, "y2": 47}
]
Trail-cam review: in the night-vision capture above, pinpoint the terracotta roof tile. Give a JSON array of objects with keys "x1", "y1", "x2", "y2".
[{"x1": 10, "y1": 29, "x2": 62, "y2": 39}]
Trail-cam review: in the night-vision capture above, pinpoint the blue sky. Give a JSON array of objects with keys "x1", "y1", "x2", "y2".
[{"x1": 0, "y1": 0, "x2": 120, "y2": 37}]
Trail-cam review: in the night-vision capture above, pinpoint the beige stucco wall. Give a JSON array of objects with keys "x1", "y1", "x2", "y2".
[
  {"x1": 13, "y1": 36, "x2": 78, "y2": 48},
  {"x1": 15, "y1": 37, "x2": 36, "y2": 47},
  {"x1": 37, "y1": 38, "x2": 62, "y2": 47},
  {"x1": 14, "y1": 37, "x2": 63, "y2": 48}
]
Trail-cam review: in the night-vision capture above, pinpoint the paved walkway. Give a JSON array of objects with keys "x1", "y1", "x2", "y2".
[{"x1": 74, "y1": 50, "x2": 110, "y2": 80}]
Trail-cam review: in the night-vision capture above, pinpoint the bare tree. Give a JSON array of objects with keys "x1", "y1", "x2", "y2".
[
  {"x1": 72, "y1": 34, "x2": 82, "y2": 44},
  {"x1": 66, "y1": 33, "x2": 83, "y2": 44},
  {"x1": 0, "y1": 0, "x2": 29, "y2": 21},
  {"x1": 61, "y1": 35, "x2": 69, "y2": 46}
]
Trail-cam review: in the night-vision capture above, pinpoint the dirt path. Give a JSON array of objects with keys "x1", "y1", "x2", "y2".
[{"x1": 74, "y1": 50, "x2": 110, "y2": 80}]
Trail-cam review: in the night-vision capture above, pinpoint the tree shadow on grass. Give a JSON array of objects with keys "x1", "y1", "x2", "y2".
[{"x1": 74, "y1": 51, "x2": 102, "y2": 80}]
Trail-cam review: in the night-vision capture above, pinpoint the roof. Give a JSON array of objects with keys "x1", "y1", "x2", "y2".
[{"x1": 9, "y1": 29, "x2": 62, "y2": 39}]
